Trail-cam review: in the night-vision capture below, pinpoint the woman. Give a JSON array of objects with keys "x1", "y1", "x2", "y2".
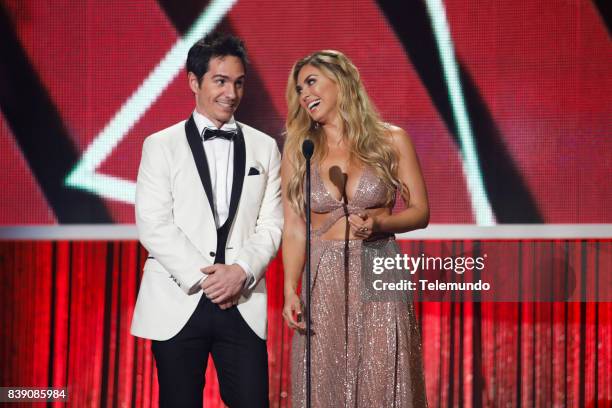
[{"x1": 281, "y1": 50, "x2": 429, "y2": 407}]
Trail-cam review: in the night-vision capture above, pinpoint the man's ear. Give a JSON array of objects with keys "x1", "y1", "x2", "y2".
[{"x1": 188, "y1": 72, "x2": 200, "y2": 93}]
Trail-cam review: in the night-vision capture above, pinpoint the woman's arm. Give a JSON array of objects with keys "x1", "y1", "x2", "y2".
[
  {"x1": 281, "y1": 155, "x2": 307, "y2": 331},
  {"x1": 349, "y1": 126, "x2": 429, "y2": 236}
]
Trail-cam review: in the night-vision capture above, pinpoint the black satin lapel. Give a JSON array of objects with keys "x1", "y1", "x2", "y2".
[
  {"x1": 185, "y1": 116, "x2": 214, "y2": 213},
  {"x1": 226, "y1": 125, "x2": 246, "y2": 228}
]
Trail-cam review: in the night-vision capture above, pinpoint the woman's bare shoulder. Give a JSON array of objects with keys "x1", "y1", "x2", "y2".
[{"x1": 382, "y1": 123, "x2": 414, "y2": 151}]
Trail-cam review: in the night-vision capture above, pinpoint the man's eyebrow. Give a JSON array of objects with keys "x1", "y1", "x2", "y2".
[{"x1": 212, "y1": 74, "x2": 246, "y2": 80}]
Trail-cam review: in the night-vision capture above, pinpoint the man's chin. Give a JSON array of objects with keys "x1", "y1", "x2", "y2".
[
  {"x1": 214, "y1": 111, "x2": 235, "y2": 122},
  {"x1": 217, "y1": 109, "x2": 236, "y2": 120}
]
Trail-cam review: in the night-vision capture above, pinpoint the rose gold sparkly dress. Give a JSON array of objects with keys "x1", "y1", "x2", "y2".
[{"x1": 291, "y1": 165, "x2": 428, "y2": 407}]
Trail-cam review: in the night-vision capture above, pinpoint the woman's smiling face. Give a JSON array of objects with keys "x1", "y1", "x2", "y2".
[{"x1": 296, "y1": 64, "x2": 339, "y2": 125}]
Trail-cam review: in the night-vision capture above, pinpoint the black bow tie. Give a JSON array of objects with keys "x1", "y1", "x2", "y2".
[{"x1": 202, "y1": 128, "x2": 237, "y2": 141}]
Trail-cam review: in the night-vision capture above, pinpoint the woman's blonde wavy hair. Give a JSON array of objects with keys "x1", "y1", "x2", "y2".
[{"x1": 284, "y1": 50, "x2": 400, "y2": 216}]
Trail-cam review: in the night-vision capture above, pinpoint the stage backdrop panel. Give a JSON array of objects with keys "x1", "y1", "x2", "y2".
[
  {"x1": 1, "y1": 240, "x2": 611, "y2": 407},
  {"x1": 1, "y1": 0, "x2": 611, "y2": 226}
]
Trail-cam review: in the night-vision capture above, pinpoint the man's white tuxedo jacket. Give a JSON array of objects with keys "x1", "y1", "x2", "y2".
[{"x1": 130, "y1": 117, "x2": 282, "y2": 340}]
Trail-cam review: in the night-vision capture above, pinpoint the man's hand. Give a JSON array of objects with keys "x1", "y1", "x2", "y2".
[
  {"x1": 217, "y1": 293, "x2": 241, "y2": 310},
  {"x1": 200, "y1": 264, "x2": 247, "y2": 309}
]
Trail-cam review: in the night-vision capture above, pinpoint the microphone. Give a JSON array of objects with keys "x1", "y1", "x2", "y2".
[
  {"x1": 302, "y1": 138, "x2": 314, "y2": 408},
  {"x1": 302, "y1": 139, "x2": 314, "y2": 160}
]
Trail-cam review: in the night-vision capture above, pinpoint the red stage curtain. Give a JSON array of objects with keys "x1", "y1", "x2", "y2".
[{"x1": 1, "y1": 241, "x2": 610, "y2": 407}]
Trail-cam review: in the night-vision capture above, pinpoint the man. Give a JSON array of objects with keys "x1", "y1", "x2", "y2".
[{"x1": 130, "y1": 33, "x2": 282, "y2": 408}]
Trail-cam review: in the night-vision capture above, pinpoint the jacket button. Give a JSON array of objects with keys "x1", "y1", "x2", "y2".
[{"x1": 209, "y1": 251, "x2": 216, "y2": 257}]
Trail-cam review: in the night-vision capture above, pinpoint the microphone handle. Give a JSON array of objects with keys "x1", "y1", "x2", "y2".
[{"x1": 305, "y1": 156, "x2": 312, "y2": 408}]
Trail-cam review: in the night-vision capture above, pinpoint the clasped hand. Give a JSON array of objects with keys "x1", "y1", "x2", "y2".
[
  {"x1": 347, "y1": 212, "x2": 380, "y2": 239},
  {"x1": 200, "y1": 264, "x2": 246, "y2": 310}
]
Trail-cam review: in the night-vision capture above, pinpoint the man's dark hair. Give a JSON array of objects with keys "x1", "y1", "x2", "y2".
[{"x1": 186, "y1": 32, "x2": 249, "y2": 84}]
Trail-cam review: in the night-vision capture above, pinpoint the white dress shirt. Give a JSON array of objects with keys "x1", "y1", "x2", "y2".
[{"x1": 193, "y1": 110, "x2": 254, "y2": 286}]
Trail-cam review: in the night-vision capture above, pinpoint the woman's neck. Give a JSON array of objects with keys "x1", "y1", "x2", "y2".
[{"x1": 322, "y1": 117, "x2": 345, "y2": 147}]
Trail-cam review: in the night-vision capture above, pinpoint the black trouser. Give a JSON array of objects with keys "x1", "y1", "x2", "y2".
[{"x1": 152, "y1": 295, "x2": 269, "y2": 408}]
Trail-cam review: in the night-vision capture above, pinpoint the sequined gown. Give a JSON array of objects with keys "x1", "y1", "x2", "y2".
[{"x1": 291, "y1": 165, "x2": 428, "y2": 407}]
